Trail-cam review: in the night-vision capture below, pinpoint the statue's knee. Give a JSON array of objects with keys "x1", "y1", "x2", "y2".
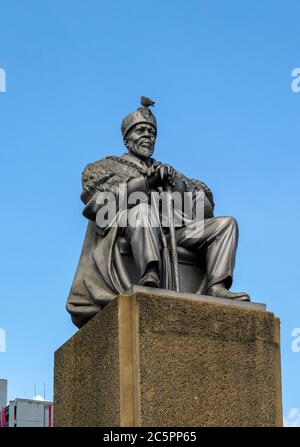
[
  {"x1": 226, "y1": 216, "x2": 238, "y2": 228},
  {"x1": 217, "y1": 216, "x2": 238, "y2": 230}
]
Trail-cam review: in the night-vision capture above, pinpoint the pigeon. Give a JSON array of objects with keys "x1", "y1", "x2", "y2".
[{"x1": 141, "y1": 96, "x2": 155, "y2": 107}]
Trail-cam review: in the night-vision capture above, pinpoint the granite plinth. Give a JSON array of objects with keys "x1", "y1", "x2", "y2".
[{"x1": 54, "y1": 288, "x2": 282, "y2": 427}]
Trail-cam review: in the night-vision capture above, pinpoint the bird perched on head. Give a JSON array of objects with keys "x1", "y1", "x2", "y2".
[{"x1": 141, "y1": 96, "x2": 155, "y2": 108}]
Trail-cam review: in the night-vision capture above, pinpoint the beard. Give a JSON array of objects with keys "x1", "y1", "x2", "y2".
[{"x1": 130, "y1": 140, "x2": 154, "y2": 159}]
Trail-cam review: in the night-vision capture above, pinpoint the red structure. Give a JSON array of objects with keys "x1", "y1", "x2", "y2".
[{"x1": 1, "y1": 407, "x2": 6, "y2": 427}]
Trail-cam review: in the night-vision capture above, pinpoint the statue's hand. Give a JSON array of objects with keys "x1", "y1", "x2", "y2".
[
  {"x1": 147, "y1": 163, "x2": 176, "y2": 187},
  {"x1": 161, "y1": 163, "x2": 176, "y2": 186},
  {"x1": 147, "y1": 163, "x2": 166, "y2": 187}
]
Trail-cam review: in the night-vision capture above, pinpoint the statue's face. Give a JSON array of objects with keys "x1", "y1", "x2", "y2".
[{"x1": 124, "y1": 123, "x2": 156, "y2": 159}]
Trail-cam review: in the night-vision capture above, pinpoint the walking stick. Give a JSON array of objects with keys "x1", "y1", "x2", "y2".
[{"x1": 165, "y1": 184, "x2": 180, "y2": 292}]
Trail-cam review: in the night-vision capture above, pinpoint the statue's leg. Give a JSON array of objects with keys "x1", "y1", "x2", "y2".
[
  {"x1": 175, "y1": 216, "x2": 250, "y2": 300},
  {"x1": 123, "y1": 203, "x2": 161, "y2": 286}
]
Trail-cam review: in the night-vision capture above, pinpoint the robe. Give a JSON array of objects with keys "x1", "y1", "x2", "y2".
[{"x1": 66, "y1": 152, "x2": 214, "y2": 328}]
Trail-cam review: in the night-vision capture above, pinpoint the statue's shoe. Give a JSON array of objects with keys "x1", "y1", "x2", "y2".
[
  {"x1": 208, "y1": 286, "x2": 250, "y2": 302},
  {"x1": 139, "y1": 271, "x2": 160, "y2": 288}
]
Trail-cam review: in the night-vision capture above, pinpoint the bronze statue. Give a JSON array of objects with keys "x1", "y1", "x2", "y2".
[{"x1": 67, "y1": 98, "x2": 250, "y2": 328}]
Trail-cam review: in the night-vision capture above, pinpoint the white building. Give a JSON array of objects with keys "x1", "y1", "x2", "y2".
[
  {"x1": 5, "y1": 398, "x2": 53, "y2": 427},
  {"x1": 0, "y1": 380, "x2": 53, "y2": 427}
]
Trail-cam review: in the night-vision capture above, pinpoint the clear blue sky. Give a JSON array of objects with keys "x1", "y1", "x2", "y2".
[{"x1": 1, "y1": 0, "x2": 300, "y2": 425}]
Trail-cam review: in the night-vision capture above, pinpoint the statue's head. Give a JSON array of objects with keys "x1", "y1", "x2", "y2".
[{"x1": 121, "y1": 103, "x2": 157, "y2": 159}]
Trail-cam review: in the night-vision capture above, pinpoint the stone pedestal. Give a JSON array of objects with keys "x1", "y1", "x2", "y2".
[{"x1": 54, "y1": 287, "x2": 282, "y2": 427}]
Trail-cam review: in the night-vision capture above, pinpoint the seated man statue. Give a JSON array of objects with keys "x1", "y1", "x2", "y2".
[{"x1": 67, "y1": 97, "x2": 250, "y2": 328}]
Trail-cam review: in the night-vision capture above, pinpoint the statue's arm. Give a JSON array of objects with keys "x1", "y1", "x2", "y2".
[
  {"x1": 82, "y1": 192, "x2": 100, "y2": 221},
  {"x1": 80, "y1": 162, "x2": 101, "y2": 220},
  {"x1": 81, "y1": 162, "x2": 151, "y2": 221},
  {"x1": 180, "y1": 175, "x2": 215, "y2": 219},
  {"x1": 203, "y1": 192, "x2": 214, "y2": 218},
  {"x1": 173, "y1": 175, "x2": 186, "y2": 194},
  {"x1": 195, "y1": 180, "x2": 214, "y2": 219}
]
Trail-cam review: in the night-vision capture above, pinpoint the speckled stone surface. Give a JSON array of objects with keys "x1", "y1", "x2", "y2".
[
  {"x1": 54, "y1": 291, "x2": 282, "y2": 427},
  {"x1": 134, "y1": 292, "x2": 282, "y2": 427},
  {"x1": 54, "y1": 299, "x2": 120, "y2": 427}
]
